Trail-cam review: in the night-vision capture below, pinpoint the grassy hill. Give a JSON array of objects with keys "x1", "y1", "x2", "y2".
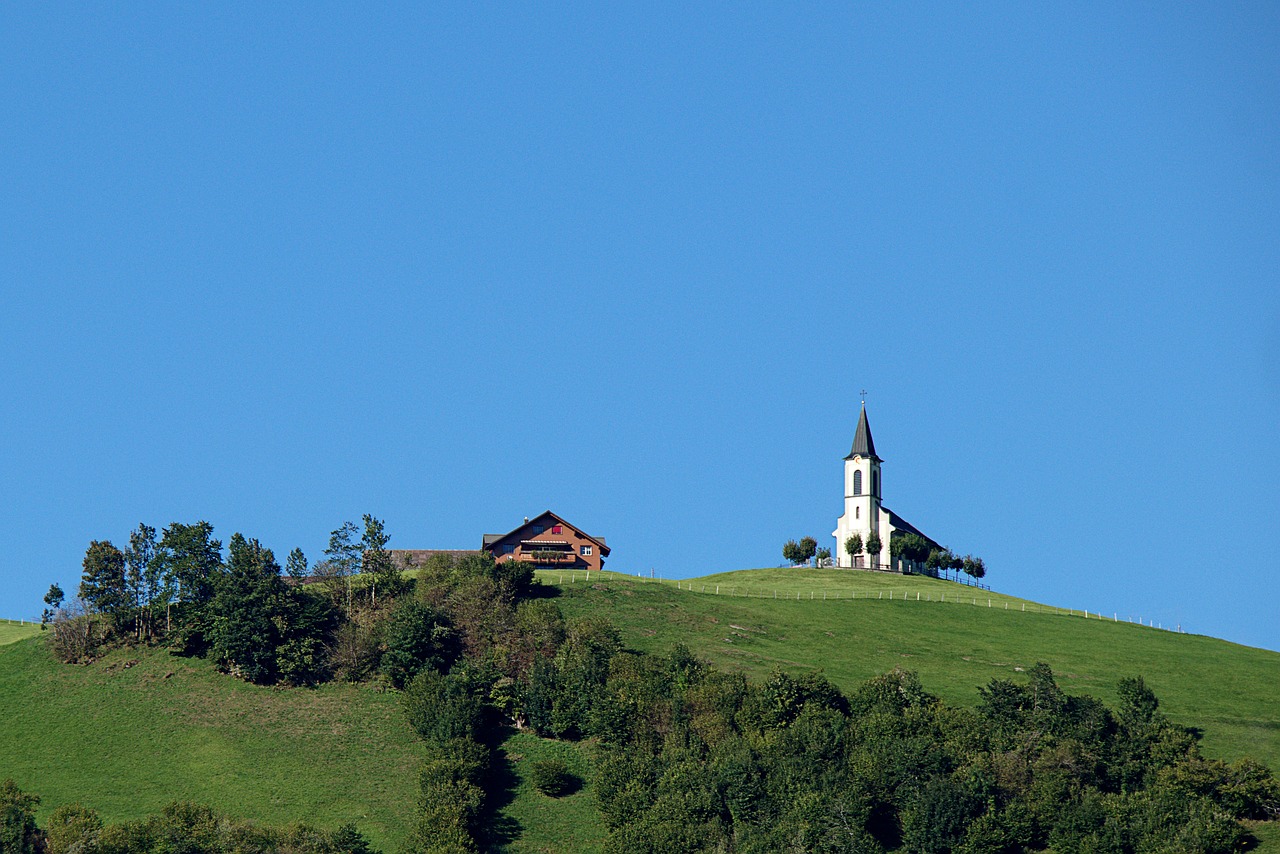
[
  {"x1": 541, "y1": 568, "x2": 1280, "y2": 774},
  {"x1": 0, "y1": 638, "x2": 425, "y2": 850},
  {"x1": 2, "y1": 569, "x2": 1277, "y2": 852},
  {"x1": 0, "y1": 618, "x2": 41, "y2": 646}
]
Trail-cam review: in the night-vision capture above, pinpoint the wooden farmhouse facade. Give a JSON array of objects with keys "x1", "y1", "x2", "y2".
[{"x1": 482, "y1": 511, "x2": 610, "y2": 572}]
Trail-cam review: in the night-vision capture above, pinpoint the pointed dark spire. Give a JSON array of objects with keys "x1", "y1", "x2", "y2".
[{"x1": 845, "y1": 403, "x2": 881, "y2": 461}]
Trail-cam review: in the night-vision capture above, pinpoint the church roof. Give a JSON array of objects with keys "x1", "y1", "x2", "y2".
[
  {"x1": 885, "y1": 507, "x2": 939, "y2": 551},
  {"x1": 845, "y1": 404, "x2": 881, "y2": 461}
]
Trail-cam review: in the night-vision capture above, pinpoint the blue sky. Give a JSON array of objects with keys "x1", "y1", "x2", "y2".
[{"x1": 2, "y1": 4, "x2": 1277, "y2": 651}]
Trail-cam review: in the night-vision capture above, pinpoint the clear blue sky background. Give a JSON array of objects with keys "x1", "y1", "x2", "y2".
[{"x1": 2, "y1": 5, "x2": 1277, "y2": 651}]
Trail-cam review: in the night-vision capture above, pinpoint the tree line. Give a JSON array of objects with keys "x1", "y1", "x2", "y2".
[
  {"x1": 782, "y1": 531, "x2": 986, "y2": 581},
  {"x1": 0, "y1": 791, "x2": 376, "y2": 854}
]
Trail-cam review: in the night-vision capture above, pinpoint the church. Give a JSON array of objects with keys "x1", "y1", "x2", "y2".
[{"x1": 831, "y1": 403, "x2": 938, "y2": 571}]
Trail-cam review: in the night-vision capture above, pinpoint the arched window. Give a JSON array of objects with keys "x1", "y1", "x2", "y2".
[
  {"x1": 872, "y1": 471, "x2": 879, "y2": 498},
  {"x1": 853, "y1": 470, "x2": 863, "y2": 495}
]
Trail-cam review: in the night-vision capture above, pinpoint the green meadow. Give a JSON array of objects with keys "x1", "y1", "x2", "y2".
[
  {"x1": 0, "y1": 638, "x2": 425, "y2": 850},
  {"x1": 2, "y1": 568, "x2": 1277, "y2": 851}
]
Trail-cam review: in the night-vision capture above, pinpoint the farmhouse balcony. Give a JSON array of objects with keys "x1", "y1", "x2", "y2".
[{"x1": 517, "y1": 551, "x2": 577, "y2": 565}]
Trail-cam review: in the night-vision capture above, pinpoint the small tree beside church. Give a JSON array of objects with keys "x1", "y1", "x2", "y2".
[
  {"x1": 782, "y1": 540, "x2": 800, "y2": 565},
  {"x1": 865, "y1": 532, "x2": 882, "y2": 569},
  {"x1": 844, "y1": 535, "x2": 863, "y2": 567},
  {"x1": 782, "y1": 537, "x2": 818, "y2": 567}
]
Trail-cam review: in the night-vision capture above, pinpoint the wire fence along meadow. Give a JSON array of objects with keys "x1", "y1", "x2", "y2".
[{"x1": 544, "y1": 571, "x2": 1184, "y2": 635}]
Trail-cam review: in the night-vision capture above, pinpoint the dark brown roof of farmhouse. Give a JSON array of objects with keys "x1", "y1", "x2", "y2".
[
  {"x1": 845, "y1": 404, "x2": 881, "y2": 461},
  {"x1": 482, "y1": 510, "x2": 610, "y2": 555}
]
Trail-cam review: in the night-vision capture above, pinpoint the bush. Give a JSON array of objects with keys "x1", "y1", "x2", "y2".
[
  {"x1": 530, "y1": 759, "x2": 578, "y2": 797},
  {"x1": 49, "y1": 601, "x2": 109, "y2": 663},
  {"x1": 404, "y1": 669, "x2": 484, "y2": 743},
  {"x1": 0, "y1": 780, "x2": 42, "y2": 854},
  {"x1": 45, "y1": 803, "x2": 102, "y2": 854},
  {"x1": 380, "y1": 599, "x2": 457, "y2": 689}
]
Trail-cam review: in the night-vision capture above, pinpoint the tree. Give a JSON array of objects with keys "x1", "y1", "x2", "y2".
[
  {"x1": 797, "y1": 536, "x2": 818, "y2": 566},
  {"x1": 79, "y1": 540, "x2": 128, "y2": 625},
  {"x1": 208, "y1": 533, "x2": 286, "y2": 683},
  {"x1": 782, "y1": 540, "x2": 801, "y2": 566},
  {"x1": 325, "y1": 521, "x2": 362, "y2": 612},
  {"x1": 158, "y1": 521, "x2": 222, "y2": 607},
  {"x1": 962, "y1": 555, "x2": 986, "y2": 582},
  {"x1": 845, "y1": 535, "x2": 863, "y2": 567},
  {"x1": 891, "y1": 532, "x2": 932, "y2": 572},
  {"x1": 285, "y1": 547, "x2": 308, "y2": 581},
  {"x1": 362, "y1": 513, "x2": 402, "y2": 605},
  {"x1": 945, "y1": 549, "x2": 964, "y2": 581},
  {"x1": 925, "y1": 549, "x2": 944, "y2": 578},
  {"x1": 815, "y1": 547, "x2": 832, "y2": 568},
  {"x1": 865, "y1": 531, "x2": 882, "y2": 569},
  {"x1": 41, "y1": 583, "x2": 64, "y2": 627},
  {"x1": 125, "y1": 523, "x2": 158, "y2": 640}
]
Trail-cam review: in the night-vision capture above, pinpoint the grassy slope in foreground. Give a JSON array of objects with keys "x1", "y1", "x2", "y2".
[
  {"x1": 0, "y1": 638, "x2": 423, "y2": 851},
  {"x1": 542, "y1": 568, "x2": 1280, "y2": 774}
]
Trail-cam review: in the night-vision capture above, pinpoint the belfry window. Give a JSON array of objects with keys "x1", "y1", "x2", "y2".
[
  {"x1": 872, "y1": 471, "x2": 879, "y2": 498},
  {"x1": 853, "y1": 470, "x2": 863, "y2": 495}
]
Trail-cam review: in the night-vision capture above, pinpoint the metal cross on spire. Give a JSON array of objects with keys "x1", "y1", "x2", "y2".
[{"x1": 859, "y1": 389, "x2": 867, "y2": 406}]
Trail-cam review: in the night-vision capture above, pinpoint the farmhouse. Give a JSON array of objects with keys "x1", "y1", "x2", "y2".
[
  {"x1": 832, "y1": 403, "x2": 938, "y2": 572},
  {"x1": 482, "y1": 510, "x2": 610, "y2": 572}
]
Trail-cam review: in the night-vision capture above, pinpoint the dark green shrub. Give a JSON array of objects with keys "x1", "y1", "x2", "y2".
[
  {"x1": 404, "y1": 669, "x2": 483, "y2": 743},
  {"x1": 530, "y1": 759, "x2": 577, "y2": 797},
  {"x1": 0, "y1": 780, "x2": 42, "y2": 854},
  {"x1": 380, "y1": 599, "x2": 457, "y2": 688}
]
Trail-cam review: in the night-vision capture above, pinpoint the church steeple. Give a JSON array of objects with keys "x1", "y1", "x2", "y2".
[{"x1": 845, "y1": 403, "x2": 881, "y2": 461}]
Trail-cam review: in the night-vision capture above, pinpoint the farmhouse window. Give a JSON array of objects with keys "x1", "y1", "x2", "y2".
[
  {"x1": 581, "y1": 545, "x2": 593, "y2": 556},
  {"x1": 532, "y1": 525, "x2": 544, "y2": 535},
  {"x1": 502, "y1": 544, "x2": 515, "y2": 554}
]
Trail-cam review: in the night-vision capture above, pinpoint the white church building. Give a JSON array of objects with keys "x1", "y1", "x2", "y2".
[{"x1": 832, "y1": 404, "x2": 938, "y2": 571}]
